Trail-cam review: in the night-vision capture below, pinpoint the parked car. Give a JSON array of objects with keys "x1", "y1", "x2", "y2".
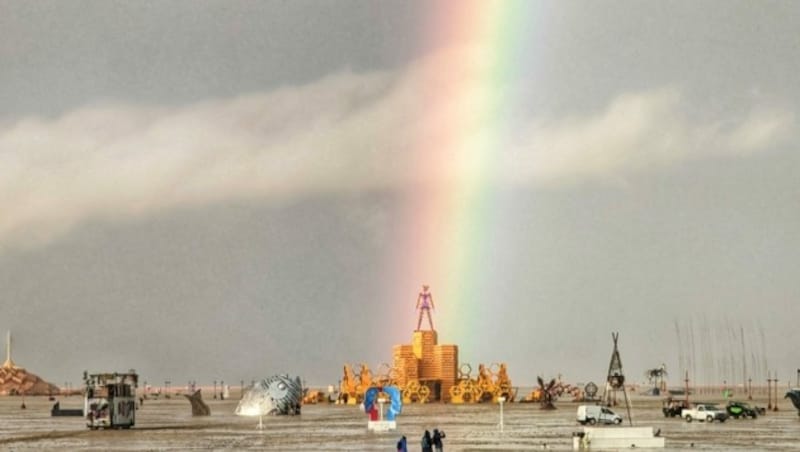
[
  {"x1": 577, "y1": 404, "x2": 623, "y2": 425},
  {"x1": 681, "y1": 403, "x2": 729, "y2": 423},
  {"x1": 726, "y1": 401, "x2": 765, "y2": 419}
]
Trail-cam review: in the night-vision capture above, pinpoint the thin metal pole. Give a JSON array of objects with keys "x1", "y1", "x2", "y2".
[
  {"x1": 773, "y1": 373, "x2": 779, "y2": 411},
  {"x1": 684, "y1": 371, "x2": 690, "y2": 406},
  {"x1": 767, "y1": 375, "x2": 772, "y2": 410}
]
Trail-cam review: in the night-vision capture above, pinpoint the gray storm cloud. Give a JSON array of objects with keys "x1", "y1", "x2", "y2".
[{"x1": 0, "y1": 48, "x2": 794, "y2": 249}]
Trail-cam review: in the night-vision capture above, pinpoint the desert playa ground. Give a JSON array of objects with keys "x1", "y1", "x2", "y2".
[{"x1": 0, "y1": 393, "x2": 797, "y2": 451}]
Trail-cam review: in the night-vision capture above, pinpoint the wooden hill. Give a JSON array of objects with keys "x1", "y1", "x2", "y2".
[{"x1": 0, "y1": 332, "x2": 60, "y2": 396}]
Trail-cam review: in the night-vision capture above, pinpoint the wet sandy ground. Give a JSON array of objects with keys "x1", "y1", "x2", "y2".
[{"x1": 0, "y1": 395, "x2": 797, "y2": 450}]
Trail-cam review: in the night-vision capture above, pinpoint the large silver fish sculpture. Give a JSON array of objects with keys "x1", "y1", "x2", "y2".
[
  {"x1": 235, "y1": 374, "x2": 303, "y2": 416},
  {"x1": 785, "y1": 389, "x2": 800, "y2": 416}
]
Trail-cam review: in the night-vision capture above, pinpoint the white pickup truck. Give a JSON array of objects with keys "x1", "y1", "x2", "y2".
[{"x1": 681, "y1": 403, "x2": 729, "y2": 423}]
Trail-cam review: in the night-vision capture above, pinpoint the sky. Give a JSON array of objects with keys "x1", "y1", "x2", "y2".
[{"x1": 1, "y1": 0, "x2": 799, "y2": 391}]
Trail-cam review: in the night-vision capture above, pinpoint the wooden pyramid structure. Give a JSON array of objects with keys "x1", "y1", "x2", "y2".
[{"x1": 0, "y1": 332, "x2": 60, "y2": 396}]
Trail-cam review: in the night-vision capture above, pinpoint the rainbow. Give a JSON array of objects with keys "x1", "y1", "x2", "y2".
[{"x1": 386, "y1": 2, "x2": 537, "y2": 358}]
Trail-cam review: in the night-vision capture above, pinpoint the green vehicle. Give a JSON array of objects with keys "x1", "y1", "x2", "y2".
[{"x1": 726, "y1": 401, "x2": 764, "y2": 419}]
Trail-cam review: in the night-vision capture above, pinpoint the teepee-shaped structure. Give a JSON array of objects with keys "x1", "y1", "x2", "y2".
[
  {"x1": 0, "y1": 332, "x2": 60, "y2": 396},
  {"x1": 601, "y1": 332, "x2": 632, "y2": 425}
]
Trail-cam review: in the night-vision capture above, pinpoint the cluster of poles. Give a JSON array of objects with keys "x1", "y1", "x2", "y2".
[
  {"x1": 139, "y1": 378, "x2": 260, "y2": 399},
  {"x1": 673, "y1": 318, "x2": 778, "y2": 390}
]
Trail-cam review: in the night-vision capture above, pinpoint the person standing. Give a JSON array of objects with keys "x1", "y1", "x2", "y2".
[
  {"x1": 432, "y1": 429, "x2": 446, "y2": 452},
  {"x1": 415, "y1": 285, "x2": 435, "y2": 331},
  {"x1": 396, "y1": 435, "x2": 408, "y2": 452},
  {"x1": 421, "y1": 430, "x2": 433, "y2": 452}
]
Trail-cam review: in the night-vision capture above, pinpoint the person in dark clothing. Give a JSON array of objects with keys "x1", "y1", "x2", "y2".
[
  {"x1": 421, "y1": 430, "x2": 433, "y2": 452},
  {"x1": 432, "y1": 429, "x2": 446, "y2": 452},
  {"x1": 396, "y1": 435, "x2": 408, "y2": 452}
]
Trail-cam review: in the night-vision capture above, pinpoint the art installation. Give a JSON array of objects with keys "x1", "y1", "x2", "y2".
[
  {"x1": 183, "y1": 389, "x2": 211, "y2": 416},
  {"x1": 364, "y1": 386, "x2": 402, "y2": 421},
  {"x1": 0, "y1": 332, "x2": 60, "y2": 396},
  {"x1": 415, "y1": 284, "x2": 435, "y2": 331},
  {"x1": 363, "y1": 385, "x2": 402, "y2": 432},
  {"x1": 785, "y1": 389, "x2": 800, "y2": 416},
  {"x1": 342, "y1": 284, "x2": 516, "y2": 405},
  {"x1": 84, "y1": 371, "x2": 138, "y2": 430},
  {"x1": 235, "y1": 374, "x2": 303, "y2": 417}
]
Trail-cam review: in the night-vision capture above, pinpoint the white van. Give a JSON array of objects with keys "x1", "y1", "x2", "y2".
[{"x1": 576, "y1": 404, "x2": 623, "y2": 425}]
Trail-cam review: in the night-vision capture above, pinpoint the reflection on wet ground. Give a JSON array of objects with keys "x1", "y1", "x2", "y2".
[{"x1": 0, "y1": 395, "x2": 797, "y2": 450}]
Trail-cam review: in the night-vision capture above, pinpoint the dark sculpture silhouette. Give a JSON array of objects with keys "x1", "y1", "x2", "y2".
[
  {"x1": 183, "y1": 389, "x2": 211, "y2": 416},
  {"x1": 785, "y1": 389, "x2": 800, "y2": 416},
  {"x1": 537, "y1": 376, "x2": 557, "y2": 410}
]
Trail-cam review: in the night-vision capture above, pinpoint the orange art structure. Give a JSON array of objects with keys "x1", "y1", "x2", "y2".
[
  {"x1": 340, "y1": 330, "x2": 514, "y2": 404},
  {"x1": 392, "y1": 330, "x2": 458, "y2": 402},
  {"x1": 340, "y1": 286, "x2": 514, "y2": 404},
  {"x1": 0, "y1": 332, "x2": 59, "y2": 396}
]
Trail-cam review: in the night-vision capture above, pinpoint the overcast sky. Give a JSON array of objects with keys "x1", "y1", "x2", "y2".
[{"x1": 1, "y1": 1, "x2": 798, "y2": 390}]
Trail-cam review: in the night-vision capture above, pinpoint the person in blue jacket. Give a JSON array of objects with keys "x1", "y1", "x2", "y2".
[{"x1": 396, "y1": 435, "x2": 407, "y2": 452}]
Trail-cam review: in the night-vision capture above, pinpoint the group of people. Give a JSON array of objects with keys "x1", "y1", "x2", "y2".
[{"x1": 396, "y1": 428, "x2": 445, "y2": 452}]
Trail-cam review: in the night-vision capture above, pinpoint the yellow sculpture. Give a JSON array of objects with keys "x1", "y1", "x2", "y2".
[
  {"x1": 401, "y1": 379, "x2": 431, "y2": 404},
  {"x1": 302, "y1": 390, "x2": 326, "y2": 404},
  {"x1": 338, "y1": 363, "x2": 381, "y2": 405},
  {"x1": 339, "y1": 365, "x2": 358, "y2": 404},
  {"x1": 357, "y1": 363, "x2": 372, "y2": 391},
  {"x1": 448, "y1": 362, "x2": 514, "y2": 404}
]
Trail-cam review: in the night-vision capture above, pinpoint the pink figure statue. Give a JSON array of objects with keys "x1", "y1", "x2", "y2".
[{"x1": 415, "y1": 284, "x2": 435, "y2": 331}]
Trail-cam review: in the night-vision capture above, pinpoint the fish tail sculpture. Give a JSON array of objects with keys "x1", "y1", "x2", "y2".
[{"x1": 183, "y1": 389, "x2": 211, "y2": 416}]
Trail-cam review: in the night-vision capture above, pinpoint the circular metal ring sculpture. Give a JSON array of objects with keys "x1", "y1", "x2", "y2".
[
  {"x1": 376, "y1": 362, "x2": 392, "y2": 377},
  {"x1": 461, "y1": 380, "x2": 477, "y2": 402},
  {"x1": 458, "y1": 364, "x2": 472, "y2": 380},
  {"x1": 387, "y1": 368, "x2": 401, "y2": 385},
  {"x1": 584, "y1": 382, "x2": 598, "y2": 399},
  {"x1": 418, "y1": 385, "x2": 431, "y2": 402}
]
